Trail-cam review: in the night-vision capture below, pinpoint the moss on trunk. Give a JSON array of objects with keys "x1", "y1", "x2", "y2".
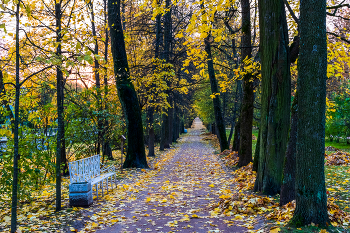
[{"x1": 254, "y1": 0, "x2": 291, "y2": 195}]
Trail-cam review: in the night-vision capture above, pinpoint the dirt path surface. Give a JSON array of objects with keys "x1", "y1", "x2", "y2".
[{"x1": 74, "y1": 118, "x2": 262, "y2": 233}]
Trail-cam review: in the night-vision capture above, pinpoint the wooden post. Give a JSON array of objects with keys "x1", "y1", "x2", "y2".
[{"x1": 120, "y1": 135, "x2": 125, "y2": 173}]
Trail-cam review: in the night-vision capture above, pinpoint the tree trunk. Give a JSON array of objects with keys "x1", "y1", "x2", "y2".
[
  {"x1": 227, "y1": 80, "x2": 241, "y2": 146},
  {"x1": 148, "y1": 10, "x2": 161, "y2": 157},
  {"x1": 280, "y1": 93, "x2": 298, "y2": 205},
  {"x1": 102, "y1": 0, "x2": 113, "y2": 161},
  {"x1": 148, "y1": 106, "x2": 155, "y2": 156},
  {"x1": 108, "y1": 0, "x2": 149, "y2": 168},
  {"x1": 160, "y1": 115, "x2": 165, "y2": 151},
  {"x1": 10, "y1": 3, "x2": 20, "y2": 232},
  {"x1": 252, "y1": 129, "x2": 260, "y2": 172},
  {"x1": 55, "y1": 2, "x2": 64, "y2": 212},
  {"x1": 232, "y1": 117, "x2": 241, "y2": 152},
  {"x1": 204, "y1": 43, "x2": 228, "y2": 151},
  {"x1": 61, "y1": 138, "x2": 69, "y2": 176},
  {"x1": 238, "y1": 0, "x2": 254, "y2": 167},
  {"x1": 254, "y1": 0, "x2": 291, "y2": 195},
  {"x1": 201, "y1": 2, "x2": 228, "y2": 151},
  {"x1": 0, "y1": 70, "x2": 14, "y2": 126},
  {"x1": 160, "y1": 0, "x2": 172, "y2": 150},
  {"x1": 172, "y1": 102, "x2": 179, "y2": 142},
  {"x1": 163, "y1": 114, "x2": 170, "y2": 148},
  {"x1": 168, "y1": 97, "x2": 174, "y2": 146},
  {"x1": 290, "y1": 0, "x2": 329, "y2": 226},
  {"x1": 89, "y1": 1, "x2": 103, "y2": 156}
]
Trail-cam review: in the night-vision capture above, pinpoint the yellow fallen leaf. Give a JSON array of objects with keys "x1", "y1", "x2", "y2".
[
  {"x1": 270, "y1": 227, "x2": 281, "y2": 233},
  {"x1": 161, "y1": 198, "x2": 167, "y2": 203},
  {"x1": 145, "y1": 197, "x2": 151, "y2": 203},
  {"x1": 3, "y1": 216, "x2": 11, "y2": 223},
  {"x1": 209, "y1": 184, "x2": 215, "y2": 188},
  {"x1": 192, "y1": 214, "x2": 198, "y2": 218},
  {"x1": 91, "y1": 222, "x2": 98, "y2": 228}
]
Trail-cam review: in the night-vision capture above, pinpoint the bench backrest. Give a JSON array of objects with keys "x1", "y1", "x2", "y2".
[{"x1": 68, "y1": 155, "x2": 101, "y2": 183}]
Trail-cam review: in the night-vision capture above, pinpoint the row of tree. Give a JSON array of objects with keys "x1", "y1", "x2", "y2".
[{"x1": 1, "y1": 0, "x2": 349, "y2": 231}]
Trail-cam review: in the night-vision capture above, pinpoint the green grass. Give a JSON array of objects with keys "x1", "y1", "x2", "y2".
[
  {"x1": 276, "y1": 225, "x2": 349, "y2": 233},
  {"x1": 325, "y1": 165, "x2": 350, "y2": 212},
  {"x1": 225, "y1": 129, "x2": 350, "y2": 154},
  {"x1": 325, "y1": 138, "x2": 350, "y2": 152},
  {"x1": 226, "y1": 128, "x2": 259, "y2": 154}
]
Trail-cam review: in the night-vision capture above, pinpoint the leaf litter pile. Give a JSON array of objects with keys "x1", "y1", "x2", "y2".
[{"x1": 214, "y1": 146, "x2": 350, "y2": 231}]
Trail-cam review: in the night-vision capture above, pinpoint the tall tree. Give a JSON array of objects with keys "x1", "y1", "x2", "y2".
[
  {"x1": 10, "y1": 2, "x2": 20, "y2": 232},
  {"x1": 148, "y1": 3, "x2": 162, "y2": 157},
  {"x1": 160, "y1": 0, "x2": 172, "y2": 149},
  {"x1": 237, "y1": 0, "x2": 254, "y2": 166},
  {"x1": 87, "y1": 0, "x2": 103, "y2": 157},
  {"x1": 290, "y1": 0, "x2": 329, "y2": 226},
  {"x1": 55, "y1": 0, "x2": 64, "y2": 212},
  {"x1": 102, "y1": 0, "x2": 113, "y2": 161},
  {"x1": 108, "y1": 0, "x2": 149, "y2": 168},
  {"x1": 254, "y1": 0, "x2": 291, "y2": 195},
  {"x1": 201, "y1": 1, "x2": 229, "y2": 152}
]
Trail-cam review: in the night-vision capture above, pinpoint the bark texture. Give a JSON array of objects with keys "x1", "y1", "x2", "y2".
[
  {"x1": 254, "y1": 0, "x2": 291, "y2": 195},
  {"x1": 238, "y1": 0, "x2": 254, "y2": 167},
  {"x1": 280, "y1": 93, "x2": 298, "y2": 205},
  {"x1": 108, "y1": 0, "x2": 148, "y2": 168},
  {"x1": 232, "y1": 117, "x2": 241, "y2": 152},
  {"x1": 252, "y1": 129, "x2": 260, "y2": 172},
  {"x1": 290, "y1": 0, "x2": 329, "y2": 226}
]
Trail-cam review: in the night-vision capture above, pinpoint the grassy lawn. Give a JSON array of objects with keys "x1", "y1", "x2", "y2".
[
  {"x1": 325, "y1": 138, "x2": 350, "y2": 152},
  {"x1": 325, "y1": 165, "x2": 350, "y2": 212},
  {"x1": 226, "y1": 128, "x2": 259, "y2": 154},
  {"x1": 225, "y1": 128, "x2": 350, "y2": 212},
  {"x1": 226, "y1": 129, "x2": 350, "y2": 154}
]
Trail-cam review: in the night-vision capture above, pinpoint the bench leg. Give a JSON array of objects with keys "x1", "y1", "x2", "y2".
[
  {"x1": 95, "y1": 184, "x2": 98, "y2": 199},
  {"x1": 101, "y1": 181, "x2": 104, "y2": 196}
]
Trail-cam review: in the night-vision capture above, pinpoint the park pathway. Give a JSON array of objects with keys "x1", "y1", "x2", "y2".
[{"x1": 75, "y1": 118, "x2": 262, "y2": 232}]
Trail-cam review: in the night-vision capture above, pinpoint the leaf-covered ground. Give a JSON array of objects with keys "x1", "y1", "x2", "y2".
[
  {"x1": 1, "y1": 119, "x2": 349, "y2": 233},
  {"x1": 68, "y1": 118, "x2": 266, "y2": 232}
]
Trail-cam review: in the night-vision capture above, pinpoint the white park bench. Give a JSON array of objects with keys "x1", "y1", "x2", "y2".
[{"x1": 68, "y1": 154, "x2": 117, "y2": 198}]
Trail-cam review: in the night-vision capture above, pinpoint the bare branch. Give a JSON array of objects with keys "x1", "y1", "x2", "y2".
[
  {"x1": 19, "y1": 65, "x2": 54, "y2": 86},
  {"x1": 327, "y1": 31, "x2": 350, "y2": 44},
  {"x1": 283, "y1": 0, "x2": 299, "y2": 25}
]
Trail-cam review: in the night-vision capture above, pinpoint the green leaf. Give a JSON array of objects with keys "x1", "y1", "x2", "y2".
[
  {"x1": 84, "y1": 55, "x2": 93, "y2": 64},
  {"x1": 0, "y1": 23, "x2": 7, "y2": 33},
  {"x1": 25, "y1": 5, "x2": 31, "y2": 17}
]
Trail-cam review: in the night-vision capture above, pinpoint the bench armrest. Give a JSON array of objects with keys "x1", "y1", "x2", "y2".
[{"x1": 100, "y1": 162, "x2": 116, "y2": 173}]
